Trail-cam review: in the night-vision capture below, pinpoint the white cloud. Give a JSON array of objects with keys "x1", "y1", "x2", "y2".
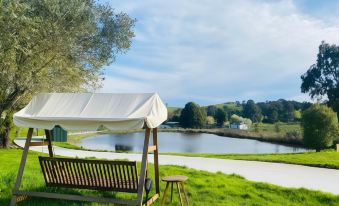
[{"x1": 101, "y1": 0, "x2": 339, "y2": 106}]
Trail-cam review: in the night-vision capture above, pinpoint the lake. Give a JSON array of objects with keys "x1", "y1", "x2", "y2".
[{"x1": 78, "y1": 132, "x2": 308, "y2": 154}]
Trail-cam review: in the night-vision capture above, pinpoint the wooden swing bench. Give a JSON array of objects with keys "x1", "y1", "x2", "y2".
[
  {"x1": 11, "y1": 127, "x2": 160, "y2": 206},
  {"x1": 39, "y1": 157, "x2": 139, "y2": 193}
]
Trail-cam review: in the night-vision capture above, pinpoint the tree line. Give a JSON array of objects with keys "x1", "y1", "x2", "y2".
[{"x1": 168, "y1": 99, "x2": 312, "y2": 128}]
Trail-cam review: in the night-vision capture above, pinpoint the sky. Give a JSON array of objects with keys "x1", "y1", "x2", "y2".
[{"x1": 99, "y1": 0, "x2": 339, "y2": 107}]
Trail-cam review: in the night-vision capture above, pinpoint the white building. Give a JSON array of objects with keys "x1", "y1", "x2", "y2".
[{"x1": 230, "y1": 122, "x2": 249, "y2": 130}]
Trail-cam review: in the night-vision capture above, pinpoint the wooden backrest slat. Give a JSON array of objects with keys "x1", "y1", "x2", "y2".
[
  {"x1": 39, "y1": 158, "x2": 48, "y2": 183},
  {"x1": 51, "y1": 161, "x2": 60, "y2": 184},
  {"x1": 42, "y1": 159, "x2": 50, "y2": 182},
  {"x1": 99, "y1": 163, "x2": 105, "y2": 187},
  {"x1": 69, "y1": 161, "x2": 76, "y2": 185},
  {"x1": 130, "y1": 165, "x2": 135, "y2": 189},
  {"x1": 115, "y1": 164, "x2": 121, "y2": 188},
  {"x1": 103, "y1": 164, "x2": 109, "y2": 188},
  {"x1": 128, "y1": 165, "x2": 132, "y2": 189},
  {"x1": 105, "y1": 164, "x2": 110, "y2": 188},
  {"x1": 119, "y1": 164, "x2": 124, "y2": 188},
  {"x1": 89, "y1": 163, "x2": 95, "y2": 186},
  {"x1": 46, "y1": 160, "x2": 54, "y2": 183},
  {"x1": 95, "y1": 163, "x2": 101, "y2": 187},
  {"x1": 115, "y1": 164, "x2": 120, "y2": 188},
  {"x1": 65, "y1": 161, "x2": 73, "y2": 185},
  {"x1": 61, "y1": 161, "x2": 69, "y2": 185},
  {"x1": 110, "y1": 164, "x2": 117, "y2": 188},
  {"x1": 76, "y1": 162, "x2": 85, "y2": 185},
  {"x1": 74, "y1": 162, "x2": 81, "y2": 185},
  {"x1": 125, "y1": 165, "x2": 129, "y2": 189},
  {"x1": 72, "y1": 162, "x2": 81, "y2": 185},
  {"x1": 81, "y1": 162, "x2": 88, "y2": 186}
]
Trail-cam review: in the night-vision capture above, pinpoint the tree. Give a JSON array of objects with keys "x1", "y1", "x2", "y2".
[
  {"x1": 243, "y1": 100, "x2": 262, "y2": 123},
  {"x1": 0, "y1": 0, "x2": 135, "y2": 147},
  {"x1": 206, "y1": 105, "x2": 218, "y2": 117},
  {"x1": 301, "y1": 104, "x2": 338, "y2": 152},
  {"x1": 301, "y1": 41, "x2": 339, "y2": 117},
  {"x1": 179, "y1": 102, "x2": 206, "y2": 128},
  {"x1": 281, "y1": 100, "x2": 295, "y2": 122},
  {"x1": 206, "y1": 116, "x2": 215, "y2": 125},
  {"x1": 215, "y1": 108, "x2": 226, "y2": 126}
]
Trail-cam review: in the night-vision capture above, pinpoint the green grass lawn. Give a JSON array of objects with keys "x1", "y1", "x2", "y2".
[
  {"x1": 0, "y1": 149, "x2": 339, "y2": 205},
  {"x1": 167, "y1": 150, "x2": 339, "y2": 169}
]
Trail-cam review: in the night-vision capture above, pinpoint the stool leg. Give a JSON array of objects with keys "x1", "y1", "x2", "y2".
[
  {"x1": 181, "y1": 182, "x2": 189, "y2": 206},
  {"x1": 171, "y1": 182, "x2": 174, "y2": 202},
  {"x1": 160, "y1": 182, "x2": 170, "y2": 206},
  {"x1": 176, "y1": 182, "x2": 184, "y2": 206}
]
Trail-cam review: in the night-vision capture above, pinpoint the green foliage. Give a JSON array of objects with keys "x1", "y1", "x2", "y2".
[
  {"x1": 253, "y1": 123, "x2": 259, "y2": 132},
  {"x1": 243, "y1": 100, "x2": 262, "y2": 123},
  {"x1": 0, "y1": 0, "x2": 135, "y2": 147},
  {"x1": 179, "y1": 102, "x2": 206, "y2": 128},
  {"x1": 274, "y1": 122, "x2": 282, "y2": 133},
  {"x1": 206, "y1": 116, "x2": 215, "y2": 125},
  {"x1": 215, "y1": 108, "x2": 226, "y2": 126},
  {"x1": 301, "y1": 41, "x2": 339, "y2": 116},
  {"x1": 301, "y1": 104, "x2": 338, "y2": 151},
  {"x1": 230, "y1": 114, "x2": 243, "y2": 124},
  {"x1": 167, "y1": 108, "x2": 181, "y2": 122},
  {"x1": 206, "y1": 105, "x2": 218, "y2": 117},
  {"x1": 294, "y1": 110, "x2": 302, "y2": 121},
  {"x1": 230, "y1": 114, "x2": 251, "y2": 126}
]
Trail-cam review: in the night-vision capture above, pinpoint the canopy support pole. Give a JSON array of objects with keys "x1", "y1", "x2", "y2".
[
  {"x1": 10, "y1": 128, "x2": 34, "y2": 206},
  {"x1": 137, "y1": 127, "x2": 151, "y2": 205},
  {"x1": 44, "y1": 129, "x2": 54, "y2": 157},
  {"x1": 153, "y1": 128, "x2": 160, "y2": 195}
]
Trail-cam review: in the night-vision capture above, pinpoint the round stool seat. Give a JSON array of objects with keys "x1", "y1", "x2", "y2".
[
  {"x1": 162, "y1": 175, "x2": 188, "y2": 182},
  {"x1": 161, "y1": 175, "x2": 189, "y2": 206}
]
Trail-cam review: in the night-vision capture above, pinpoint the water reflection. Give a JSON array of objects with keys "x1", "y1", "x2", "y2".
[{"x1": 78, "y1": 132, "x2": 308, "y2": 154}]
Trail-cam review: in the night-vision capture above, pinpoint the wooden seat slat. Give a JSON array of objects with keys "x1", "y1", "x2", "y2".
[{"x1": 39, "y1": 157, "x2": 139, "y2": 193}]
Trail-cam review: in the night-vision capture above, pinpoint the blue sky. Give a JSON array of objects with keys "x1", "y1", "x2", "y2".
[{"x1": 99, "y1": 0, "x2": 339, "y2": 107}]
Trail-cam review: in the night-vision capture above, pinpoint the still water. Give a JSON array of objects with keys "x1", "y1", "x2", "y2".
[{"x1": 78, "y1": 132, "x2": 308, "y2": 154}]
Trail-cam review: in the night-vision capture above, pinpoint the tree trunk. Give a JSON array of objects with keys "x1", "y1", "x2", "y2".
[
  {"x1": 0, "y1": 128, "x2": 10, "y2": 148},
  {"x1": 0, "y1": 110, "x2": 14, "y2": 148}
]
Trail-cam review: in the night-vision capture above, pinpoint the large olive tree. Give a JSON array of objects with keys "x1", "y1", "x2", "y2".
[{"x1": 0, "y1": 0, "x2": 135, "y2": 147}]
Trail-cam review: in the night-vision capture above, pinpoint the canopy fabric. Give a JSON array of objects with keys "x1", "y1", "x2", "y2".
[{"x1": 13, "y1": 93, "x2": 168, "y2": 130}]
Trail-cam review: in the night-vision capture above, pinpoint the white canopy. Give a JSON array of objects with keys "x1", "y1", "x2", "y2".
[{"x1": 13, "y1": 93, "x2": 168, "y2": 130}]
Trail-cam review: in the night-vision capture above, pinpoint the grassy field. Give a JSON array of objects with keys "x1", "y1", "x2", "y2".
[
  {"x1": 166, "y1": 150, "x2": 339, "y2": 169},
  {"x1": 249, "y1": 123, "x2": 302, "y2": 134},
  {"x1": 1, "y1": 149, "x2": 339, "y2": 206}
]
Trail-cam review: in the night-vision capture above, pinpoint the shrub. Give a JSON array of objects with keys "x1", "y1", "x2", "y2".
[
  {"x1": 301, "y1": 104, "x2": 338, "y2": 151},
  {"x1": 180, "y1": 102, "x2": 206, "y2": 128}
]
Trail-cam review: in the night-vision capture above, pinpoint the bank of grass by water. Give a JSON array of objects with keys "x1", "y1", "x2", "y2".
[
  {"x1": 165, "y1": 150, "x2": 339, "y2": 169},
  {"x1": 1, "y1": 149, "x2": 339, "y2": 206}
]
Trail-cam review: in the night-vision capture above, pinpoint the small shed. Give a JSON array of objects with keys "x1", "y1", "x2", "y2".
[
  {"x1": 230, "y1": 122, "x2": 249, "y2": 130},
  {"x1": 52, "y1": 126, "x2": 67, "y2": 142}
]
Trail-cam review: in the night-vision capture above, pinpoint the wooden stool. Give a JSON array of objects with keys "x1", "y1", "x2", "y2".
[{"x1": 160, "y1": 175, "x2": 189, "y2": 206}]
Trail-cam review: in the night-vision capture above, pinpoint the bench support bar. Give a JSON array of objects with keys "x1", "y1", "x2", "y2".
[{"x1": 14, "y1": 191, "x2": 139, "y2": 205}]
